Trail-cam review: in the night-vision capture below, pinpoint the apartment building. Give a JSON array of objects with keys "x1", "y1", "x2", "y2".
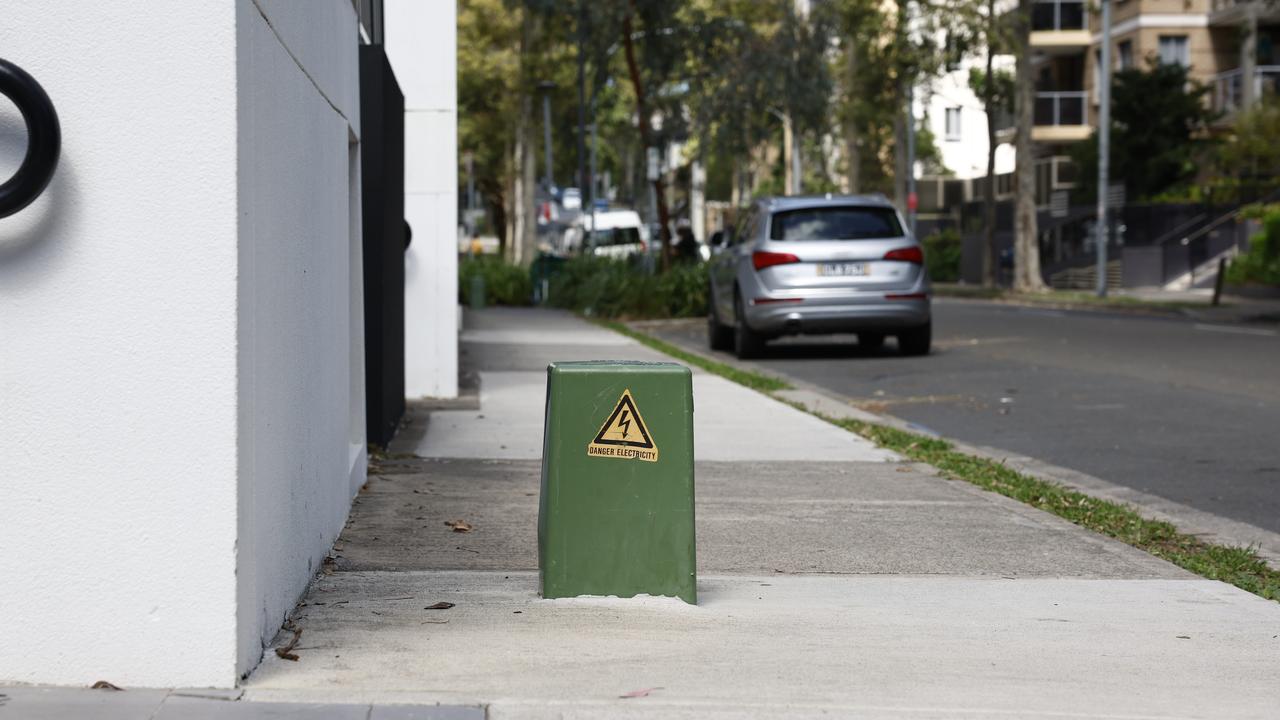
[{"x1": 1033, "y1": 0, "x2": 1276, "y2": 138}]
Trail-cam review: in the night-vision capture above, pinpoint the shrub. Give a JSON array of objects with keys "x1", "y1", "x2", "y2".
[
  {"x1": 458, "y1": 256, "x2": 533, "y2": 306},
  {"x1": 1225, "y1": 205, "x2": 1280, "y2": 286},
  {"x1": 547, "y1": 255, "x2": 707, "y2": 319},
  {"x1": 923, "y1": 229, "x2": 962, "y2": 283},
  {"x1": 457, "y1": 254, "x2": 708, "y2": 319}
]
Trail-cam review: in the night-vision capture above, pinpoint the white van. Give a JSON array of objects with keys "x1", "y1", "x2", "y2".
[{"x1": 565, "y1": 210, "x2": 650, "y2": 258}]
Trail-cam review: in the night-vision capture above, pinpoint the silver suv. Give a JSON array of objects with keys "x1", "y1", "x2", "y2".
[{"x1": 707, "y1": 195, "x2": 931, "y2": 358}]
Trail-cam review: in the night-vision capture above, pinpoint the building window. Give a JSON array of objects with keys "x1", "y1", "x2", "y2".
[
  {"x1": 1158, "y1": 35, "x2": 1189, "y2": 67},
  {"x1": 944, "y1": 107, "x2": 962, "y2": 141},
  {"x1": 1118, "y1": 40, "x2": 1133, "y2": 70}
]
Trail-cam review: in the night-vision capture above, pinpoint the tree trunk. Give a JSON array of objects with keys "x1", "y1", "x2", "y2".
[
  {"x1": 519, "y1": 92, "x2": 537, "y2": 266},
  {"x1": 513, "y1": 8, "x2": 537, "y2": 266},
  {"x1": 981, "y1": 0, "x2": 997, "y2": 288},
  {"x1": 844, "y1": 43, "x2": 861, "y2": 194},
  {"x1": 893, "y1": 83, "x2": 907, "y2": 211},
  {"x1": 622, "y1": 3, "x2": 673, "y2": 272},
  {"x1": 1013, "y1": 0, "x2": 1047, "y2": 292}
]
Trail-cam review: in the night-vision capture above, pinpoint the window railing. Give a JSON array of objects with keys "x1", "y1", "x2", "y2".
[
  {"x1": 1031, "y1": 0, "x2": 1086, "y2": 31},
  {"x1": 1034, "y1": 91, "x2": 1087, "y2": 126},
  {"x1": 1213, "y1": 66, "x2": 1280, "y2": 114}
]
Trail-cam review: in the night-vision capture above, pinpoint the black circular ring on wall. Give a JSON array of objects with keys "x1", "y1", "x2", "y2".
[{"x1": 0, "y1": 58, "x2": 61, "y2": 218}]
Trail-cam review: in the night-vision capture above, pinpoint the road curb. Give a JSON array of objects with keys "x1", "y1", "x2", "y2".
[{"x1": 623, "y1": 318, "x2": 1280, "y2": 568}]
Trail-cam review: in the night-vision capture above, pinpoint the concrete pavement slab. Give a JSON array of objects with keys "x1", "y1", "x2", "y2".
[
  {"x1": 414, "y1": 372, "x2": 895, "y2": 463},
  {"x1": 340, "y1": 459, "x2": 1186, "y2": 578},
  {"x1": 369, "y1": 705, "x2": 485, "y2": 720},
  {"x1": 153, "y1": 696, "x2": 369, "y2": 719},
  {"x1": 461, "y1": 340, "x2": 672, "y2": 372},
  {"x1": 0, "y1": 686, "x2": 168, "y2": 719},
  {"x1": 244, "y1": 570, "x2": 1280, "y2": 719}
]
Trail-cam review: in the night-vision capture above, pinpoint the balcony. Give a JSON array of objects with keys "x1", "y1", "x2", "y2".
[
  {"x1": 1212, "y1": 66, "x2": 1280, "y2": 116},
  {"x1": 1209, "y1": 0, "x2": 1280, "y2": 26},
  {"x1": 1030, "y1": 0, "x2": 1090, "y2": 52},
  {"x1": 1032, "y1": 91, "x2": 1091, "y2": 142}
]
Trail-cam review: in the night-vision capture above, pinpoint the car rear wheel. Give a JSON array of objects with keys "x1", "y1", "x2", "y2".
[
  {"x1": 897, "y1": 322, "x2": 931, "y2": 356},
  {"x1": 733, "y1": 294, "x2": 765, "y2": 359},
  {"x1": 708, "y1": 301, "x2": 733, "y2": 351},
  {"x1": 858, "y1": 332, "x2": 885, "y2": 351}
]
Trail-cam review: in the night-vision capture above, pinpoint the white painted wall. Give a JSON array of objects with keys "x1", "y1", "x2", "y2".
[
  {"x1": 234, "y1": 0, "x2": 365, "y2": 680},
  {"x1": 0, "y1": 3, "x2": 240, "y2": 688},
  {"x1": 385, "y1": 0, "x2": 460, "y2": 399},
  {"x1": 0, "y1": 0, "x2": 365, "y2": 687},
  {"x1": 917, "y1": 56, "x2": 1017, "y2": 179}
]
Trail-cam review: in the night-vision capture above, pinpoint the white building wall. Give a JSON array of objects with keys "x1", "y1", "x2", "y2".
[
  {"x1": 0, "y1": 3, "x2": 240, "y2": 688},
  {"x1": 0, "y1": 0, "x2": 365, "y2": 687},
  {"x1": 918, "y1": 57, "x2": 1017, "y2": 179},
  {"x1": 386, "y1": 0, "x2": 459, "y2": 399},
  {"x1": 233, "y1": 0, "x2": 365, "y2": 680}
]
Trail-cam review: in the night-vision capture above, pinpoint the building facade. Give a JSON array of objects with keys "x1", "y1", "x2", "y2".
[{"x1": 0, "y1": 0, "x2": 457, "y2": 688}]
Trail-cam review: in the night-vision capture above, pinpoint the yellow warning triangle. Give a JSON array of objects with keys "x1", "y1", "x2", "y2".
[{"x1": 587, "y1": 389, "x2": 658, "y2": 462}]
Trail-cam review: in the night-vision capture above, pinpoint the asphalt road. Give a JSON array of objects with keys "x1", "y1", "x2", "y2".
[{"x1": 648, "y1": 299, "x2": 1280, "y2": 535}]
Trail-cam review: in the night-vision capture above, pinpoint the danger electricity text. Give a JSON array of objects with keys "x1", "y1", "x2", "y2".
[{"x1": 587, "y1": 389, "x2": 659, "y2": 462}]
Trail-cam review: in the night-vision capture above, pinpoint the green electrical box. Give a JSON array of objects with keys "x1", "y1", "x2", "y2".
[{"x1": 538, "y1": 361, "x2": 697, "y2": 604}]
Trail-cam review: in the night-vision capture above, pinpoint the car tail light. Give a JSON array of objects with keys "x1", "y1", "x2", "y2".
[
  {"x1": 883, "y1": 246, "x2": 924, "y2": 264},
  {"x1": 752, "y1": 251, "x2": 800, "y2": 271}
]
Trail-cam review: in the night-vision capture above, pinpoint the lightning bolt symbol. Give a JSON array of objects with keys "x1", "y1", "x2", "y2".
[{"x1": 619, "y1": 410, "x2": 631, "y2": 439}]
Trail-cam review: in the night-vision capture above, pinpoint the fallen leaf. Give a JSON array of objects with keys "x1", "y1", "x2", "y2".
[
  {"x1": 425, "y1": 602, "x2": 455, "y2": 610},
  {"x1": 91, "y1": 681, "x2": 123, "y2": 691},
  {"x1": 445, "y1": 519, "x2": 473, "y2": 533},
  {"x1": 275, "y1": 627, "x2": 303, "y2": 661},
  {"x1": 620, "y1": 687, "x2": 661, "y2": 699}
]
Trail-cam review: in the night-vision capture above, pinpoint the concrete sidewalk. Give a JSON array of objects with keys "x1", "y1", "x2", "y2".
[{"x1": 241, "y1": 308, "x2": 1279, "y2": 718}]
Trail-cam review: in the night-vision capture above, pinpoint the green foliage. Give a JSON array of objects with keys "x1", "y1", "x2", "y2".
[
  {"x1": 458, "y1": 256, "x2": 533, "y2": 306},
  {"x1": 548, "y1": 256, "x2": 707, "y2": 319},
  {"x1": 1225, "y1": 205, "x2": 1280, "y2": 286},
  {"x1": 829, "y1": 416, "x2": 1279, "y2": 602},
  {"x1": 1212, "y1": 96, "x2": 1280, "y2": 202},
  {"x1": 1071, "y1": 60, "x2": 1217, "y2": 202},
  {"x1": 967, "y1": 66, "x2": 1015, "y2": 118},
  {"x1": 600, "y1": 320, "x2": 791, "y2": 392},
  {"x1": 923, "y1": 228, "x2": 962, "y2": 282}
]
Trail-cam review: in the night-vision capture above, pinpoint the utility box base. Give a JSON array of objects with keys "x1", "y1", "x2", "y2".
[{"x1": 538, "y1": 361, "x2": 696, "y2": 603}]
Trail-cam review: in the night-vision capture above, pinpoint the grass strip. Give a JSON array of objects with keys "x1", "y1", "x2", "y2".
[
  {"x1": 823, "y1": 416, "x2": 1279, "y2": 602},
  {"x1": 606, "y1": 321, "x2": 1279, "y2": 603},
  {"x1": 597, "y1": 319, "x2": 792, "y2": 393},
  {"x1": 933, "y1": 285, "x2": 1213, "y2": 311}
]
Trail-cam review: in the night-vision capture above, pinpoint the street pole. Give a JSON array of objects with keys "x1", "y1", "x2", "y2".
[
  {"x1": 538, "y1": 83, "x2": 555, "y2": 189},
  {"x1": 465, "y1": 151, "x2": 475, "y2": 211},
  {"x1": 906, "y1": 81, "x2": 917, "y2": 237},
  {"x1": 792, "y1": 120, "x2": 802, "y2": 195},
  {"x1": 576, "y1": 0, "x2": 587, "y2": 194},
  {"x1": 1096, "y1": 0, "x2": 1112, "y2": 297},
  {"x1": 589, "y1": 120, "x2": 598, "y2": 251}
]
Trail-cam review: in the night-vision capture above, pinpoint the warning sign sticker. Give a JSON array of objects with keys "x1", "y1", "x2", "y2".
[{"x1": 587, "y1": 388, "x2": 658, "y2": 462}]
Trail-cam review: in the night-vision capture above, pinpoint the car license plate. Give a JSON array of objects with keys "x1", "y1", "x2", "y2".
[{"x1": 817, "y1": 262, "x2": 867, "y2": 277}]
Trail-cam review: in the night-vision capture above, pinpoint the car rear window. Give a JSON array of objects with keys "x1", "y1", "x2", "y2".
[
  {"x1": 769, "y1": 206, "x2": 904, "y2": 241},
  {"x1": 589, "y1": 227, "x2": 641, "y2": 246}
]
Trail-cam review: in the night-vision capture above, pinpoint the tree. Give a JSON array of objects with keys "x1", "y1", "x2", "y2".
[
  {"x1": 968, "y1": 2, "x2": 1014, "y2": 287},
  {"x1": 458, "y1": 0, "x2": 522, "y2": 253},
  {"x1": 1071, "y1": 59, "x2": 1216, "y2": 202},
  {"x1": 1215, "y1": 96, "x2": 1280, "y2": 199},
  {"x1": 1012, "y1": 0, "x2": 1046, "y2": 291}
]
